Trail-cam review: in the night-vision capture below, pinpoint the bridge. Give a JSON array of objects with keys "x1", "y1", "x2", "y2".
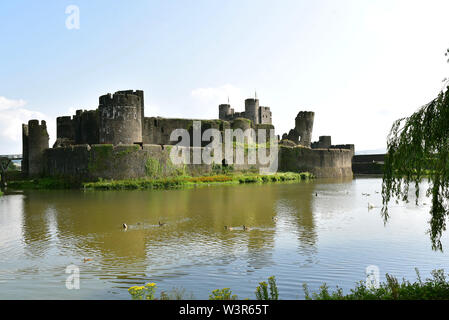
[{"x1": 0, "y1": 154, "x2": 22, "y2": 160}]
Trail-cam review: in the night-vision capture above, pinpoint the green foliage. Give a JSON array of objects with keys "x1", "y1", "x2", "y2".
[
  {"x1": 209, "y1": 288, "x2": 238, "y2": 300},
  {"x1": 255, "y1": 276, "x2": 279, "y2": 300},
  {"x1": 159, "y1": 287, "x2": 195, "y2": 300},
  {"x1": 212, "y1": 163, "x2": 234, "y2": 175},
  {"x1": 83, "y1": 172, "x2": 313, "y2": 191},
  {"x1": 8, "y1": 177, "x2": 79, "y2": 189},
  {"x1": 382, "y1": 50, "x2": 449, "y2": 250},
  {"x1": 6, "y1": 162, "x2": 19, "y2": 172},
  {"x1": 382, "y1": 83, "x2": 449, "y2": 250},
  {"x1": 304, "y1": 269, "x2": 449, "y2": 300},
  {"x1": 128, "y1": 283, "x2": 157, "y2": 300},
  {"x1": 0, "y1": 190, "x2": 3, "y2": 197},
  {"x1": 145, "y1": 157, "x2": 161, "y2": 178}
]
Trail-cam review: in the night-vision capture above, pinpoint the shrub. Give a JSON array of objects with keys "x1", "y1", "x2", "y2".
[
  {"x1": 255, "y1": 276, "x2": 279, "y2": 300},
  {"x1": 159, "y1": 287, "x2": 195, "y2": 300},
  {"x1": 304, "y1": 269, "x2": 449, "y2": 300},
  {"x1": 128, "y1": 283, "x2": 157, "y2": 300}
]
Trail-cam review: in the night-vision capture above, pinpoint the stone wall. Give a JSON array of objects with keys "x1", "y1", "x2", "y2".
[
  {"x1": 352, "y1": 153, "x2": 385, "y2": 174},
  {"x1": 143, "y1": 117, "x2": 232, "y2": 146},
  {"x1": 259, "y1": 106, "x2": 272, "y2": 124},
  {"x1": 43, "y1": 143, "x2": 353, "y2": 180},
  {"x1": 43, "y1": 143, "x2": 270, "y2": 180},
  {"x1": 279, "y1": 145, "x2": 353, "y2": 178},
  {"x1": 56, "y1": 109, "x2": 100, "y2": 146},
  {"x1": 311, "y1": 136, "x2": 332, "y2": 149}
]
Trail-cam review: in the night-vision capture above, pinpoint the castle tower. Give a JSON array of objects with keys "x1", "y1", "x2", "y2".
[
  {"x1": 98, "y1": 91, "x2": 143, "y2": 145},
  {"x1": 56, "y1": 116, "x2": 76, "y2": 141},
  {"x1": 219, "y1": 104, "x2": 232, "y2": 120},
  {"x1": 295, "y1": 111, "x2": 314, "y2": 147},
  {"x1": 116, "y1": 90, "x2": 144, "y2": 121},
  {"x1": 76, "y1": 110, "x2": 100, "y2": 145},
  {"x1": 23, "y1": 120, "x2": 49, "y2": 177},
  {"x1": 21, "y1": 124, "x2": 29, "y2": 175},
  {"x1": 245, "y1": 98, "x2": 259, "y2": 125}
]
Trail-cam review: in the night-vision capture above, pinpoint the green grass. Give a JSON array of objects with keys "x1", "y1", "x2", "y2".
[
  {"x1": 6, "y1": 172, "x2": 313, "y2": 191},
  {"x1": 83, "y1": 172, "x2": 313, "y2": 191},
  {"x1": 7, "y1": 177, "x2": 81, "y2": 189},
  {"x1": 0, "y1": 190, "x2": 3, "y2": 196}
]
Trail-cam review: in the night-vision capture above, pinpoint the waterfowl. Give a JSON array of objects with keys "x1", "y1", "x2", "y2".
[
  {"x1": 122, "y1": 223, "x2": 128, "y2": 230},
  {"x1": 243, "y1": 225, "x2": 252, "y2": 231},
  {"x1": 83, "y1": 258, "x2": 92, "y2": 263},
  {"x1": 272, "y1": 217, "x2": 278, "y2": 222},
  {"x1": 158, "y1": 221, "x2": 166, "y2": 227},
  {"x1": 224, "y1": 226, "x2": 233, "y2": 231},
  {"x1": 368, "y1": 203, "x2": 375, "y2": 210}
]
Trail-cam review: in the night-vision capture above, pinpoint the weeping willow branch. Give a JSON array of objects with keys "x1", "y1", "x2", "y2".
[{"x1": 382, "y1": 86, "x2": 449, "y2": 251}]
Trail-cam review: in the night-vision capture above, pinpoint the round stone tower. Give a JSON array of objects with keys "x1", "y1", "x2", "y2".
[
  {"x1": 295, "y1": 111, "x2": 315, "y2": 148},
  {"x1": 98, "y1": 91, "x2": 142, "y2": 145},
  {"x1": 219, "y1": 104, "x2": 231, "y2": 120},
  {"x1": 245, "y1": 98, "x2": 259, "y2": 125}
]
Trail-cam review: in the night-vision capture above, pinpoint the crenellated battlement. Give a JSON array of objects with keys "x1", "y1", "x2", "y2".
[{"x1": 21, "y1": 88, "x2": 356, "y2": 180}]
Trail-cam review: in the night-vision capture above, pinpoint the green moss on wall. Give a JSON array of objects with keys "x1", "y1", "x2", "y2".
[
  {"x1": 116, "y1": 145, "x2": 140, "y2": 157},
  {"x1": 88, "y1": 144, "x2": 113, "y2": 172},
  {"x1": 145, "y1": 157, "x2": 161, "y2": 178}
]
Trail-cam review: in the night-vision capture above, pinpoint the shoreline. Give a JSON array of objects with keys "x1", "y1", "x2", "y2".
[{"x1": 6, "y1": 172, "x2": 313, "y2": 191}]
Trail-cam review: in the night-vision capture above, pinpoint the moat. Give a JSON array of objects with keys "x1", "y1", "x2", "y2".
[{"x1": 1, "y1": 177, "x2": 448, "y2": 299}]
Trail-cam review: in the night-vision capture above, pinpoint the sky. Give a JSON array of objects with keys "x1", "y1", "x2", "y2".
[{"x1": 1, "y1": 0, "x2": 449, "y2": 154}]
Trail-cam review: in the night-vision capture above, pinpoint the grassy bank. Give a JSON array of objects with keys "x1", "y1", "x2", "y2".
[
  {"x1": 83, "y1": 172, "x2": 313, "y2": 191},
  {"x1": 128, "y1": 269, "x2": 449, "y2": 300},
  {"x1": 7, "y1": 177, "x2": 81, "y2": 190},
  {"x1": 6, "y1": 172, "x2": 313, "y2": 191},
  {"x1": 304, "y1": 269, "x2": 449, "y2": 300}
]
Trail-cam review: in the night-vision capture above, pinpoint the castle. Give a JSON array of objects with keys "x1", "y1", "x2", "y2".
[
  {"x1": 21, "y1": 89, "x2": 354, "y2": 180},
  {"x1": 218, "y1": 97, "x2": 272, "y2": 125}
]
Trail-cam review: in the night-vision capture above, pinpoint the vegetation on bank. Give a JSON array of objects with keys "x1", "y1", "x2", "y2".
[
  {"x1": 7, "y1": 177, "x2": 81, "y2": 189},
  {"x1": 304, "y1": 269, "x2": 449, "y2": 300},
  {"x1": 129, "y1": 270, "x2": 449, "y2": 300},
  {"x1": 0, "y1": 190, "x2": 3, "y2": 197},
  {"x1": 83, "y1": 172, "x2": 313, "y2": 191},
  {"x1": 5, "y1": 171, "x2": 313, "y2": 191}
]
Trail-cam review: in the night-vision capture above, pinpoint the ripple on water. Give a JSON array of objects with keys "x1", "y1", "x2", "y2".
[{"x1": 0, "y1": 179, "x2": 448, "y2": 299}]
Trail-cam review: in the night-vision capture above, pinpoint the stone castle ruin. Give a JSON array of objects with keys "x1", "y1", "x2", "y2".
[
  {"x1": 219, "y1": 97, "x2": 272, "y2": 125},
  {"x1": 21, "y1": 89, "x2": 354, "y2": 180},
  {"x1": 282, "y1": 111, "x2": 355, "y2": 155}
]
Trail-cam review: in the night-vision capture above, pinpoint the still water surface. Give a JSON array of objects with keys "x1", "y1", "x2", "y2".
[{"x1": 0, "y1": 177, "x2": 448, "y2": 299}]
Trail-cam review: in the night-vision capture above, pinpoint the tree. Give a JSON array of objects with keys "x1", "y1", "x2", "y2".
[{"x1": 382, "y1": 49, "x2": 449, "y2": 251}]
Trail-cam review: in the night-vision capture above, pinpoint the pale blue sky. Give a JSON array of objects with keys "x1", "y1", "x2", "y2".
[{"x1": 1, "y1": 0, "x2": 448, "y2": 154}]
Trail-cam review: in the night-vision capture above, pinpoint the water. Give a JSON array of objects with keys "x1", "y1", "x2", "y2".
[{"x1": 0, "y1": 177, "x2": 448, "y2": 299}]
